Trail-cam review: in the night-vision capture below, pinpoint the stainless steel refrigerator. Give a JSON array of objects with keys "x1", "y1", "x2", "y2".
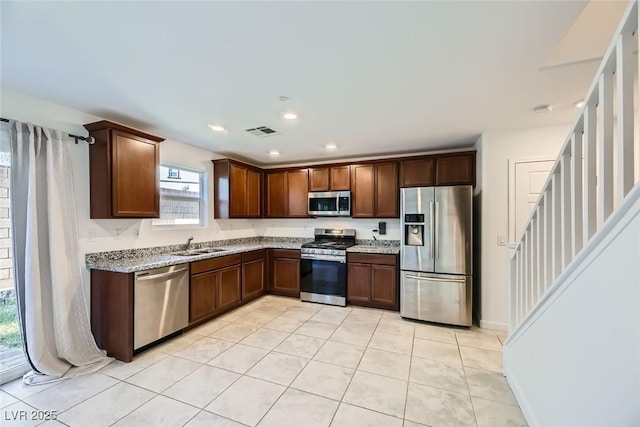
[{"x1": 400, "y1": 186, "x2": 472, "y2": 326}]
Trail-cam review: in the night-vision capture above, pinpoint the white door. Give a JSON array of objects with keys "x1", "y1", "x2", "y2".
[{"x1": 509, "y1": 159, "x2": 555, "y2": 243}]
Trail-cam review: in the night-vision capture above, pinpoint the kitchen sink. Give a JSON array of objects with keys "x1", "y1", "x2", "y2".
[{"x1": 172, "y1": 248, "x2": 226, "y2": 256}]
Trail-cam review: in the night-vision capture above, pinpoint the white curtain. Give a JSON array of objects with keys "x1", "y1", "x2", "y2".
[{"x1": 10, "y1": 121, "x2": 112, "y2": 384}]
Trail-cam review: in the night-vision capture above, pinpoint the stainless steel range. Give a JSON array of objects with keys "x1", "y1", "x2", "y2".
[{"x1": 300, "y1": 228, "x2": 356, "y2": 307}]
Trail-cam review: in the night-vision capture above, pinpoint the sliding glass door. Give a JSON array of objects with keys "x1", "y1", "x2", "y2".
[{"x1": 0, "y1": 122, "x2": 28, "y2": 384}]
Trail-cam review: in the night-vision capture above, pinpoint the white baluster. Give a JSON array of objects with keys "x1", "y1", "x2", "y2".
[
  {"x1": 552, "y1": 171, "x2": 562, "y2": 278},
  {"x1": 571, "y1": 130, "x2": 584, "y2": 256},
  {"x1": 598, "y1": 72, "x2": 614, "y2": 227},
  {"x1": 544, "y1": 190, "x2": 553, "y2": 291},
  {"x1": 560, "y1": 151, "x2": 572, "y2": 268},
  {"x1": 616, "y1": 31, "x2": 635, "y2": 202},
  {"x1": 584, "y1": 103, "x2": 597, "y2": 242}
]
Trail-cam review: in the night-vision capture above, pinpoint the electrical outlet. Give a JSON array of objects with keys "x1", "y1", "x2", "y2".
[
  {"x1": 497, "y1": 234, "x2": 507, "y2": 246},
  {"x1": 378, "y1": 221, "x2": 387, "y2": 235},
  {"x1": 87, "y1": 228, "x2": 95, "y2": 242},
  {"x1": 114, "y1": 228, "x2": 122, "y2": 240}
]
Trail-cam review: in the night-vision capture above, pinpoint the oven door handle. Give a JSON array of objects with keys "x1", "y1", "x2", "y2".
[{"x1": 301, "y1": 254, "x2": 346, "y2": 263}]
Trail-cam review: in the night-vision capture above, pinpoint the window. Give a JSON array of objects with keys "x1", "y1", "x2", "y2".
[{"x1": 153, "y1": 164, "x2": 206, "y2": 226}]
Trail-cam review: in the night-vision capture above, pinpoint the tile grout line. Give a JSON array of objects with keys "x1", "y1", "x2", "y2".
[
  {"x1": 328, "y1": 311, "x2": 385, "y2": 425},
  {"x1": 456, "y1": 330, "x2": 479, "y2": 427},
  {"x1": 402, "y1": 324, "x2": 416, "y2": 422}
]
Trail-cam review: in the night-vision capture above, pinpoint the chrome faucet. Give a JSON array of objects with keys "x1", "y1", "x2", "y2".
[{"x1": 185, "y1": 235, "x2": 194, "y2": 250}]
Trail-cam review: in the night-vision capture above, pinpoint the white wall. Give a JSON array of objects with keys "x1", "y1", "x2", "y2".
[
  {"x1": 505, "y1": 187, "x2": 640, "y2": 427},
  {"x1": 477, "y1": 125, "x2": 567, "y2": 329}
]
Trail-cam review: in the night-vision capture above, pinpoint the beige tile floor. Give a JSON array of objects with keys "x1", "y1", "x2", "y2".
[{"x1": 0, "y1": 295, "x2": 527, "y2": 427}]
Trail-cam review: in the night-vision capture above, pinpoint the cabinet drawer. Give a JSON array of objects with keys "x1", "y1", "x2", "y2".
[
  {"x1": 242, "y1": 249, "x2": 267, "y2": 263},
  {"x1": 348, "y1": 253, "x2": 397, "y2": 266},
  {"x1": 191, "y1": 254, "x2": 241, "y2": 275},
  {"x1": 272, "y1": 249, "x2": 300, "y2": 259}
]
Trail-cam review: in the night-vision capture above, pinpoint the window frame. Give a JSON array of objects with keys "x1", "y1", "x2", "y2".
[{"x1": 153, "y1": 163, "x2": 207, "y2": 228}]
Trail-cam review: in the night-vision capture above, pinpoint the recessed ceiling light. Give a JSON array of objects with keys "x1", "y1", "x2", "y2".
[
  {"x1": 269, "y1": 150, "x2": 280, "y2": 157},
  {"x1": 325, "y1": 143, "x2": 337, "y2": 150},
  {"x1": 533, "y1": 105, "x2": 553, "y2": 114},
  {"x1": 575, "y1": 100, "x2": 585, "y2": 108},
  {"x1": 208, "y1": 124, "x2": 226, "y2": 132},
  {"x1": 282, "y1": 112, "x2": 298, "y2": 120}
]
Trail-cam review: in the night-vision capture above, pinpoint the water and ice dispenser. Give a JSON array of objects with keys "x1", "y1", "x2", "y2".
[{"x1": 404, "y1": 213, "x2": 425, "y2": 246}]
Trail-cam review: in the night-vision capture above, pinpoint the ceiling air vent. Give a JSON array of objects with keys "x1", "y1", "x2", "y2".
[{"x1": 244, "y1": 126, "x2": 280, "y2": 138}]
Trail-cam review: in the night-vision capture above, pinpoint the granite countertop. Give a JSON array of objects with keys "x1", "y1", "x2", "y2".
[
  {"x1": 86, "y1": 237, "x2": 401, "y2": 273},
  {"x1": 348, "y1": 245, "x2": 400, "y2": 255}
]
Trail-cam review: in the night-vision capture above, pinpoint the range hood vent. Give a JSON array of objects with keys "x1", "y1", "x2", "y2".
[{"x1": 244, "y1": 126, "x2": 280, "y2": 138}]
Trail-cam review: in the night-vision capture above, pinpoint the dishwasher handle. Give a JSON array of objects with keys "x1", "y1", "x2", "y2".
[{"x1": 136, "y1": 267, "x2": 189, "y2": 282}]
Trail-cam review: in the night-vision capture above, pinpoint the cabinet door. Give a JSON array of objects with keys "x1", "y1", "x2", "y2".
[
  {"x1": 230, "y1": 164, "x2": 247, "y2": 217},
  {"x1": 371, "y1": 264, "x2": 398, "y2": 309},
  {"x1": 347, "y1": 263, "x2": 371, "y2": 303},
  {"x1": 287, "y1": 169, "x2": 309, "y2": 217},
  {"x1": 436, "y1": 154, "x2": 475, "y2": 185},
  {"x1": 111, "y1": 131, "x2": 159, "y2": 217},
  {"x1": 266, "y1": 171, "x2": 287, "y2": 217},
  {"x1": 272, "y1": 258, "x2": 300, "y2": 295},
  {"x1": 309, "y1": 168, "x2": 330, "y2": 192},
  {"x1": 246, "y1": 168, "x2": 262, "y2": 217},
  {"x1": 218, "y1": 265, "x2": 241, "y2": 310},
  {"x1": 330, "y1": 166, "x2": 350, "y2": 190},
  {"x1": 242, "y1": 258, "x2": 265, "y2": 300},
  {"x1": 190, "y1": 272, "x2": 217, "y2": 322},
  {"x1": 375, "y1": 162, "x2": 399, "y2": 217},
  {"x1": 351, "y1": 164, "x2": 375, "y2": 217},
  {"x1": 400, "y1": 158, "x2": 434, "y2": 187}
]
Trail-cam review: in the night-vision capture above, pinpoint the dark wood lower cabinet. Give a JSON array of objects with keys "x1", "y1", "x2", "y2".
[
  {"x1": 347, "y1": 253, "x2": 399, "y2": 311},
  {"x1": 90, "y1": 270, "x2": 134, "y2": 362},
  {"x1": 189, "y1": 255, "x2": 242, "y2": 324},
  {"x1": 269, "y1": 249, "x2": 301, "y2": 297},
  {"x1": 189, "y1": 271, "x2": 217, "y2": 322},
  {"x1": 218, "y1": 266, "x2": 241, "y2": 310},
  {"x1": 242, "y1": 255, "x2": 266, "y2": 300}
]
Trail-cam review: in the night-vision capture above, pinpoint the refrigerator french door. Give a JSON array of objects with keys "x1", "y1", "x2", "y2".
[{"x1": 400, "y1": 186, "x2": 472, "y2": 326}]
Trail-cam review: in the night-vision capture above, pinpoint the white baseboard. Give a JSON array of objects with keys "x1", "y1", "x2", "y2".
[
  {"x1": 479, "y1": 320, "x2": 508, "y2": 331},
  {"x1": 505, "y1": 365, "x2": 538, "y2": 427}
]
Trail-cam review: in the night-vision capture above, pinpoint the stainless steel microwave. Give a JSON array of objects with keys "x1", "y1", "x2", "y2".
[{"x1": 308, "y1": 191, "x2": 351, "y2": 216}]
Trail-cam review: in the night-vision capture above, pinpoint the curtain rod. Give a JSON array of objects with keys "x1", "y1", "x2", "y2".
[{"x1": 0, "y1": 117, "x2": 95, "y2": 144}]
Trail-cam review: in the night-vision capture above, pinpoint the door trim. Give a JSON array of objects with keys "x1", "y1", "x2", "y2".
[{"x1": 508, "y1": 157, "x2": 555, "y2": 244}]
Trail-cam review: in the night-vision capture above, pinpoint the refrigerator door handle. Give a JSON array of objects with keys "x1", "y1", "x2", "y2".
[
  {"x1": 434, "y1": 201, "x2": 439, "y2": 259},
  {"x1": 429, "y1": 202, "x2": 435, "y2": 259},
  {"x1": 405, "y1": 274, "x2": 466, "y2": 284}
]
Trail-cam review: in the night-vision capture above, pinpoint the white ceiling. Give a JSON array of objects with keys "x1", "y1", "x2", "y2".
[{"x1": 0, "y1": 1, "x2": 628, "y2": 166}]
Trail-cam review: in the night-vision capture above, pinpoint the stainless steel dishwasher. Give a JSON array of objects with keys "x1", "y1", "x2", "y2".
[{"x1": 134, "y1": 263, "x2": 189, "y2": 350}]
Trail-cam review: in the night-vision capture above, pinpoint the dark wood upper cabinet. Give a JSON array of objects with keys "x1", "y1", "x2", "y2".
[
  {"x1": 351, "y1": 164, "x2": 375, "y2": 217},
  {"x1": 400, "y1": 152, "x2": 475, "y2": 187},
  {"x1": 213, "y1": 159, "x2": 262, "y2": 219},
  {"x1": 351, "y1": 162, "x2": 398, "y2": 218},
  {"x1": 309, "y1": 165, "x2": 350, "y2": 191},
  {"x1": 85, "y1": 121, "x2": 164, "y2": 219},
  {"x1": 265, "y1": 169, "x2": 308, "y2": 218},
  {"x1": 330, "y1": 165, "x2": 351, "y2": 190},
  {"x1": 287, "y1": 169, "x2": 309, "y2": 217},
  {"x1": 266, "y1": 171, "x2": 287, "y2": 217},
  {"x1": 309, "y1": 167, "x2": 330, "y2": 191},
  {"x1": 435, "y1": 152, "x2": 476, "y2": 186},
  {"x1": 375, "y1": 162, "x2": 399, "y2": 217},
  {"x1": 400, "y1": 158, "x2": 435, "y2": 187}
]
